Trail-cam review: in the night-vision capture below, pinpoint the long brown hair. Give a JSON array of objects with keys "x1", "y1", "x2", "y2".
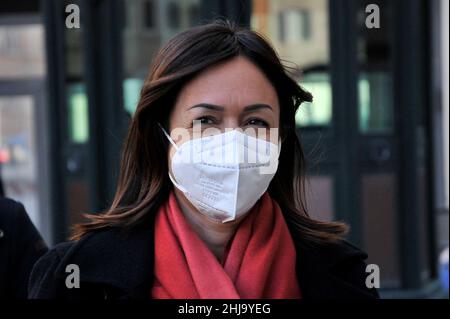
[{"x1": 70, "y1": 20, "x2": 348, "y2": 245}]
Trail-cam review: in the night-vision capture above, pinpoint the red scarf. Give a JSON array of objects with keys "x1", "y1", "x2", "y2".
[{"x1": 151, "y1": 191, "x2": 301, "y2": 299}]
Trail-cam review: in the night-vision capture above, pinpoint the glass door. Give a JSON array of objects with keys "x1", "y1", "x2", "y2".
[
  {"x1": 0, "y1": 21, "x2": 51, "y2": 243},
  {"x1": 0, "y1": 83, "x2": 51, "y2": 243}
]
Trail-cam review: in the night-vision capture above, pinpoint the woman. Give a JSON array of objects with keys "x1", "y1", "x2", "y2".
[{"x1": 29, "y1": 21, "x2": 379, "y2": 299}]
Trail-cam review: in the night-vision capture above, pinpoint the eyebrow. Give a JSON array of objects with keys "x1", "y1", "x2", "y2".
[{"x1": 187, "y1": 103, "x2": 273, "y2": 112}]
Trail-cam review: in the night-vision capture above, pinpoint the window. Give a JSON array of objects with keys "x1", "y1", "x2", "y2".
[
  {"x1": 296, "y1": 72, "x2": 332, "y2": 127},
  {"x1": 300, "y1": 10, "x2": 311, "y2": 40},
  {"x1": 67, "y1": 83, "x2": 89, "y2": 144},
  {"x1": 278, "y1": 9, "x2": 312, "y2": 44},
  {"x1": 0, "y1": 25, "x2": 45, "y2": 78}
]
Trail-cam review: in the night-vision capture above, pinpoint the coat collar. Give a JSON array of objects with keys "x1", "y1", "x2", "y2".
[{"x1": 54, "y1": 214, "x2": 372, "y2": 299}]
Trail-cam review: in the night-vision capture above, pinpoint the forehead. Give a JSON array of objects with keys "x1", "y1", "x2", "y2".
[{"x1": 175, "y1": 56, "x2": 279, "y2": 109}]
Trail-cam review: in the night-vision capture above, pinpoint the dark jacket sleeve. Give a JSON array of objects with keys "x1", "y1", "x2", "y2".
[
  {"x1": 28, "y1": 242, "x2": 72, "y2": 299},
  {"x1": 0, "y1": 198, "x2": 48, "y2": 298}
]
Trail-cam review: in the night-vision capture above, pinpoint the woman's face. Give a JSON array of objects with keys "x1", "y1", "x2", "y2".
[
  {"x1": 166, "y1": 55, "x2": 281, "y2": 223},
  {"x1": 168, "y1": 56, "x2": 280, "y2": 157}
]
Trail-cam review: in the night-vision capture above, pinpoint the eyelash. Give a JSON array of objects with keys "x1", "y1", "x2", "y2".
[
  {"x1": 246, "y1": 118, "x2": 269, "y2": 127},
  {"x1": 193, "y1": 116, "x2": 269, "y2": 128},
  {"x1": 195, "y1": 116, "x2": 217, "y2": 125}
]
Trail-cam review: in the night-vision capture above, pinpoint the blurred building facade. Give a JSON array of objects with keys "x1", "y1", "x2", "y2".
[{"x1": 0, "y1": 0, "x2": 448, "y2": 298}]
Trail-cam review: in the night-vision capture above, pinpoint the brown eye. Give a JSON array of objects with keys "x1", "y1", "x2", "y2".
[
  {"x1": 246, "y1": 118, "x2": 269, "y2": 127},
  {"x1": 195, "y1": 116, "x2": 216, "y2": 125}
]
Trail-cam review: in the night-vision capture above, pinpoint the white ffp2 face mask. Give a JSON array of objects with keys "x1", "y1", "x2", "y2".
[{"x1": 160, "y1": 125, "x2": 281, "y2": 223}]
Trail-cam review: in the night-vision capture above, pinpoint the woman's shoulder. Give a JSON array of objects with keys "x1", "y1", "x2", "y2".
[
  {"x1": 322, "y1": 239, "x2": 369, "y2": 262},
  {"x1": 296, "y1": 239, "x2": 380, "y2": 299},
  {"x1": 28, "y1": 226, "x2": 155, "y2": 299},
  {"x1": 297, "y1": 238, "x2": 369, "y2": 265},
  {"x1": 27, "y1": 241, "x2": 75, "y2": 298}
]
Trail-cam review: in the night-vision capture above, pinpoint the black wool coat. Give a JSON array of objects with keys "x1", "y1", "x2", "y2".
[
  {"x1": 0, "y1": 197, "x2": 48, "y2": 298},
  {"x1": 28, "y1": 211, "x2": 379, "y2": 300}
]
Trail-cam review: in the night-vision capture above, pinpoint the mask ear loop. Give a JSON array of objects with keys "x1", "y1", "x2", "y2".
[
  {"x1": 157, "y1": 122, "x2": 179, "y2": 150},
  {"x1": 157, "y1": 123, "x2": 188, "y2": 193},
  {"x1": 277, "y1": 138, "x2": 282, "y2": 157}
]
